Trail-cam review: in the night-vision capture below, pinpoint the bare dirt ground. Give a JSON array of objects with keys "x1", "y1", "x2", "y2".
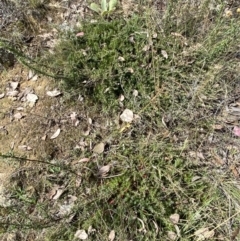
[{"x1": 0, "y1": 0, "x2": 89, "y2": 210}]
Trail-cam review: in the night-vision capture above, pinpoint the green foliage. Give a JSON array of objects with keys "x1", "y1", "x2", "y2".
[
  {"x1": 48, "y1": 16, "x2": 162, "y2": 107},
  {"x1": 89, "y1": 0, "x2": 118, "y2": 16}
]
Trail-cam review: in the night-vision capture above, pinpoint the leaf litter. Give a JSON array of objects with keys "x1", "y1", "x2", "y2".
[
  {"x1": 120, "y1": 108, "x2": 134, "y2": 122},
  {"x1": 97, "y1": 165, "x2": 111, "y2": 178},
  {"x1": 108, "y1": 230, "x2": 115, "y2": 241},
  {"x1": 50, "y1": 128, "x2": 61, "y2": 139},
  {"x1": 74, "y1": 230, "x2": 88, "y2": 240},
  {"x1": 93, "y1": 142, "x2": 105, "y2": 154},
  {"x1": 47, "y1": 89, "x2": 62, "y2": 97}
]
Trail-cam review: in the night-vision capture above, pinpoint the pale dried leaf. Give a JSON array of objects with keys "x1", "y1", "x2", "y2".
[
  {"x1": 53, "y1": 187, "x2": 64, "y2": 200},
  {"x1": 212, "y1": 124, "x2": 223, "y2": 130},
  {"x1": 31, "y1": 75, "x2": 38, "y2": 81},
  {"x1": 76, "y1": 32, "x2": 84, "y2": 37},
  {"x1": 195, "y1": 227, "x2": 214, "y2": 240},
  {"x1": 68, "y1": 195, "x2": 78, "y2": 203},
  {"x1": 142, "y1": 45, "x2": 150, "y2": 51},
  {"x1": 47, "y1": 185, "x2": 62, "y2": 199},
  {"x1": 10, "y1": 141, "x2": 14, "y2": 149},
  {"x1": 126, "y1": 67, "x2": 134, "y2": 73},
  {"x1": 47, "y1": 89, "x2": 61, "y2": 97},
  {"x1": 28, "y1": 70, "x2": 38, "y2": 81},
  {"x1": 74, "y1": 230, "x2": 88, "y2": 240},
  {"x1": 50, "y1": 128, "x2": 61, "y2": 139},
  {"x1": 88, "y1": 118, "x2": 92, "y2": 125},
  {"x1": 93, "y1": 142, "x2": 105, "y2": 154},
  {"x1": 98, "y1": 165, "x2": 111, "y2": 177},
  {"x1": 118, "y1": 56, "x2": 125, "y2": 62},
  {"x1": 18, "y1": 145, "x2": 32, "y2": 151},
  {"x1": 120, "y1": 109, "x2": 134, "y2": 122},
  {"x1": 0, "y1": 93, "x2": 5, "y2": 99},
  {"x1": 192, "y1": 176, "x2": 201, "y2": 182},
  {"x1": 38, "y1": 32, "x2": 53, "y2": 39},
  {"x1": 14, "y1": 112, "x2": 25, "y2": 120},
  {"x1": 27, "y1": 93, "x2": 38, "y2": 103},
  {"x1": 161, "y1": 50, "x2": 168, "y2": 59},
  {"x1": 167, "y1": 231, "x2": 177, "y2": 240},
  {"x1": 108, "y1": 230, "x2": 115, "y2": 241},
  {"x1": 119, "y1": 94, "x2": 124, "y2": 101},
  {"x1": 189, "y1": 151, "x2": 205, "y2": 160},
  {"x1": 70, "y1": 112, "x2": 77, "y2": 121},
  {"x1": 58, "y1": 203, "x2": 74, "y2": 217},
  {"x1": 10, "y1": 81, "x2": 19, "y2": 90},
  {"x1": 233, "y1": 126, "x2": 240, "y2": 136},
  {"x1": 152, "y1": 220, "x2": 159, "y2": 234},
  {"x1": 133, "y1": 89, "x2": 138, "y2": 97},
  {"x1": 170, "y1": 213, "x2": 180, "y2": 224},
  {"x1": 137, "y1": 218, "x2": 147, "y2": 233},
  {"x1": 7, "y1": 90, "x2": 19, "y2": 97},
  {"x1": 152, "y1": 32, "x2": 158, "y2": 38},
  {"x1": 79, "y1": 158, "x2": 90, "y2": 163},
  {"x1": 88, "y1": 225, "x2": 96, "y2": 234},
  {"x1": 74, "y1": 120, "x2": 80, "y2": 126},
  {"x1": 18, "y1": 87, "x2": 33, "y2": 101}
]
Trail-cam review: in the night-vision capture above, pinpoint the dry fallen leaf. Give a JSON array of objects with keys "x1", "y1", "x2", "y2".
[
  {"x1": 27, "y1": 93, "x2": 38, "y2": 103},
  {"x1": 79, "y1": 158, "x2": 90, "y2": 163},
  {"x1": 108, "y1": 230, "x2": 115, "y2": 241},
  {"x1": 233, "y1": 126, "x2": 240, "y2": 136},
  {"x1": 137, "y1": 218, "x2": 147, "y2": 233},
  {"x1": 119, "y1": 94, "x2": 124, "y2": 102},
  {"x1": 189, "y1": 151, "x2": 205, "y2": 160},
  {"x1": 18, "y1": 145, "x2": 32, "y2": 151},
  {"x1": 142, "y1": 45, "x2": 150, "y2": 51},
  {"x1": 133, "y1": 89, "x2": 138, "y2": 97},
  {"x1": 28, "y1": 70, "x2": 38, "y2": 81},
  {"x1": 120, "y1": 109, "x2": 134, "y2": 123},
  {"x1": 76, "y1": 32, "x2": 84, "y2": 37},
  {"x1": 118, "y1": 56, "x2": 125, "y2": 62},
  {"x1": 7, "y1": 90, "x2": 19, "y2": 97},
  {"x1": 97, "y1": 165, "x2": 111, "y2": 178},
  {"x1": 161, "y1": 50, "x2": 168, "y2": 59},
  {"x1": 194, "y1": 227, "x2": 214, "y2": 240},
  {"x1": 0, "y1": 93, "x2": 5, "y2": 99},
  {"x1": 47, "y1": 89, "x2": 61, "y2": 97},
  {"x1": 9, "y1": 81, "x2": 19, "y2": 90},
  {"x1": 47, "y1": 185, "x2": 64, "y2": 200},
  {"x1": 167, "y1": 231, "x2": 177, "y2": 240},
  {"x1": 70, "y1": 112, "x2": 80, "y2": 126},
  {"x1": 88, "y1": 225, "x2": 96, "y2": 234},
  {"x1": 212, "y1": 124, "x2": 223, "y2": 130},
  {"x1": 70, "y1": 112, "x2": 77, "y2": 121},
  {"x1": 93, "y1": 142, "x2": 105, "y2": 154},
  {"x1": 170, "y1": 213, "x2": 180, "y2": 224},
  {"x1": 14, "y1": 112, "x2": 25, "y2": 120},
  {"x1": 126, "y1": 67, "x2": 134, "y2": 73},
  {"x1": 50, "y1": 128, "x2": 61, "y2": 139},
  {"x1": 74, "y1": 230, "x2": 88, "y2": 240}
]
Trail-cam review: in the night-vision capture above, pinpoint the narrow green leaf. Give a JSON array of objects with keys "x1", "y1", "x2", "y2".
[
  {"x1": 108, "y1": 0, "x2": 117, "y2": 11},
  {"x1": 101, "y1": 0, "x2": 108, "y2": 12},
  {"x1": 89, "y1": 3, "x2": 101, "y2": 13}
]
